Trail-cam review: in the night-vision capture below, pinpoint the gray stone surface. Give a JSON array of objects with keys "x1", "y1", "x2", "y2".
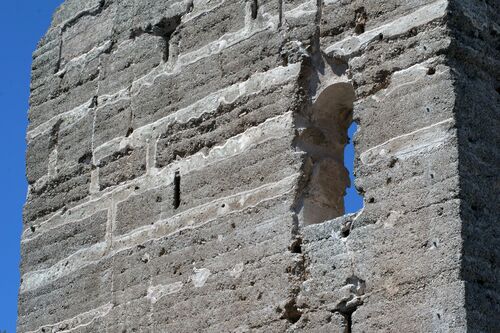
[{"x1": 20, "y1": 0, "x2": 499, "y2": 332}]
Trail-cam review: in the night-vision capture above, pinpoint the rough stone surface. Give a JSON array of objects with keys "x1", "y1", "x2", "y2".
[{"x1": 20, "y1": 0, "x2": 499, "y2": 332}]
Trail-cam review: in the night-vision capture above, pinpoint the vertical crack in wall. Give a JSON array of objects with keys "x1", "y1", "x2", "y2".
[
  {"x1": 278, "y1": 0, "x2": 283, "y2": 28},
  {"x1": 276, "y1": 214, "x2": 306, "y2": 325},
  {"x1": 313, "y1": 0, "x2": 323, "y2": 52},
  {"x1": 333, "y1": 275, "x2": 366, "y2": 332}
]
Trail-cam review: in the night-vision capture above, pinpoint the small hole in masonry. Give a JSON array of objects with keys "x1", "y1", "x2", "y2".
[
  {"x1": 289, "y1": 238, "x2": 302, "y2": 254},
  {"x1": 173, "y1": 171, "x2": 181, "y2": 209},
  {"x1": 250, "y1": 0, "x2": 258, "y2": 19}
]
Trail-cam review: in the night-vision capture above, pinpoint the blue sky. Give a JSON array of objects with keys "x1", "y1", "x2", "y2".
[
  {"x1": 345, "y1": 123, "x2": 364, "y2": 214},
  {"x1": 0, "y1": 1, "x2": 361, "y2": 331},
  {"x1": 0, "y1": 0, "x2": 63, "y2": 331}
]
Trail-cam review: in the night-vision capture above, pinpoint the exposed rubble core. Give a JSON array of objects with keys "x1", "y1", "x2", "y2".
[{"x1": 20, "y1": 0, "x2": 499, "y2": 332}]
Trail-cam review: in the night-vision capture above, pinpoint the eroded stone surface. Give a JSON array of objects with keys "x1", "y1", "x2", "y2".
[{"x1": 20, "y1": 0, "x2": 499, "y2": 332}]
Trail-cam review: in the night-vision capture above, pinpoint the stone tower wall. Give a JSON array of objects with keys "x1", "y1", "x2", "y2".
[{"x1": 19, "y1": 0, "x2": 499, "y2": 332}]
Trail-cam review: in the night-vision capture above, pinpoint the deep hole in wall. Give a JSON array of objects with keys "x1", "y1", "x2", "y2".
[{"x1": 297, "y1": 82, "x2": 364, "y2": 225}]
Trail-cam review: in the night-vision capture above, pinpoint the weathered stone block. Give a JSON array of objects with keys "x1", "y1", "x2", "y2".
[
  {"x1": 60, "y1": 3, "x2": 114, "y2": 67},
  {"x1": 24, "y1": 164, "x2": 91, "y2": 223},
  {"x1": 97, "y1": 145, "x2": 146, "y2": 190},
  {"x1": 28, "y1": 80, "x2": 97, "y2": 131},
  {"x1": 115, "y1": 184, "x2": 174, "y2": 236},
  {"x1": 25, "y1": 131, "x2": 52, "y2": 184},
  {"x1": 18, "y1": 259, "x2": 112, "y2": 333},
  {"x1": 155, "y1": 83, "x2": 298, "y2": 168},
  {"x1": 57, "y1": 110, "x2": 94, "y2": 167},
  {"x1": 175, "y1": 0, "x2": 247, "y2": 55},
  {"x1": 20, "y1": 210, "x2": 107, "y2": 273},
  {"x1": 93, "y1": 97, "x2": 132, "y2": 148}
]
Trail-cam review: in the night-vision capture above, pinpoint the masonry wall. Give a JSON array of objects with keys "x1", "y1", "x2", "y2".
[
  {"x1": 19, "y1": 0, "x2": 499, "y2": 332},
  {"x1": 449, "y1": 1, "x2": 500, "y2": 331}
]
